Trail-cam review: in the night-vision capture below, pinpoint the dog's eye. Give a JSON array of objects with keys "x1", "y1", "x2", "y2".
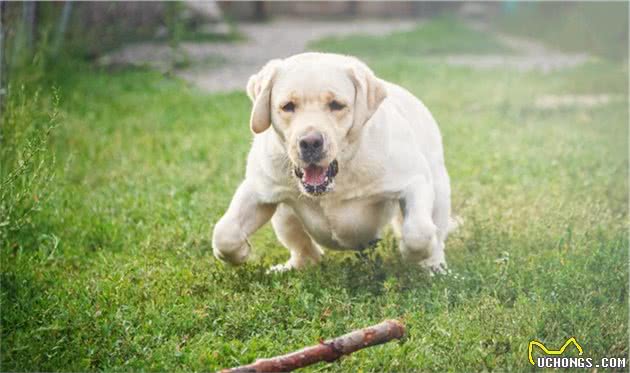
[
  {"x1": 329, "y1": 100, "x2": 346, "y2": 111},
  {"x1": 281, "y1": 102, "x2": 295, "y2": 113}
]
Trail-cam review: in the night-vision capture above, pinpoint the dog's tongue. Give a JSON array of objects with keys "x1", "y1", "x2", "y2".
[{"x1": 303, "y1": 165, "x2": 326, "y2": 186}]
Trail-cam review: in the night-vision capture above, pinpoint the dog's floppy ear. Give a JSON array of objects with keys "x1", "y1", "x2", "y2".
[
  {"x1": 246, "y1": 59, "x2": 282, "y2": 134},
  {"x1": 347, "y1": 60, "x2": 387, "y2": 138}
]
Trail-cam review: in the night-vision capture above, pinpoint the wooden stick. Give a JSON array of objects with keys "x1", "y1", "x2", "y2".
[{"x1": 220, "y1": 319, "x2": 405, "y2": 373}]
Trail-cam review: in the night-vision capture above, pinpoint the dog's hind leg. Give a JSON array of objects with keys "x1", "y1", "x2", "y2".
[{"x1": 269, "y1": 203, "x2": 323, "y2": 272}]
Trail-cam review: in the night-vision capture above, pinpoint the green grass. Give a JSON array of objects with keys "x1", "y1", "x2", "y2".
[
  {"x1": 1, "y1": 17, "x2": 628, "y2": 372},
  {"x1": 311, "y1": 18, "x2": 511, "y2": 57}
]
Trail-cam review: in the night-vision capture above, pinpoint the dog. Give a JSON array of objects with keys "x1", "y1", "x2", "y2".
[{"x1": 212, "y1": 52, "x2": 455, "y2": 273}]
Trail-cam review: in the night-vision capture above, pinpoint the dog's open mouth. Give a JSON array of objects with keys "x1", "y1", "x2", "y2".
[{"x1": 294, "y1": 160, "x2": 338, "y2": 195}]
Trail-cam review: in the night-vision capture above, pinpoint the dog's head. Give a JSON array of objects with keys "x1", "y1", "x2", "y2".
[{"x1": 246, "y1": 53, "x2": 387, "y2": 196}]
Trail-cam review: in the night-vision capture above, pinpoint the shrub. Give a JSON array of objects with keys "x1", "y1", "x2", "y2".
[{"x1": 0, "y1": 85, "x2": 59, "y2": 251}]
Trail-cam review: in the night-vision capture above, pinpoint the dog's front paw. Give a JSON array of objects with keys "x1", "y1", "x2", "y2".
[{"x1": 212, "y1": 239, "x2": 251, "y2": 265}]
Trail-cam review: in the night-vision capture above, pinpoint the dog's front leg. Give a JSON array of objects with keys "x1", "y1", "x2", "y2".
[
  {"x1": 212, "y1": 180, "x2": 277, "y2": 265},
  {"x1": 399, "y1": 175, "x2": 446, "y2": 272}
]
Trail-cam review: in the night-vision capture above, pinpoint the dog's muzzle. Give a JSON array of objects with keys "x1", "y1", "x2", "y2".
[{"x1": 294, "y1": 160, "x2": 338, "y2": 195}]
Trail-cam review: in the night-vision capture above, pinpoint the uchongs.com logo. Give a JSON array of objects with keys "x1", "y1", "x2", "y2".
[{"x1": 528, "y1": 337, "x2": 627, "y2": 369}]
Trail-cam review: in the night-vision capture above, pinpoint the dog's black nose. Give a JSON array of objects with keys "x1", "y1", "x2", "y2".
[
  {"x1": 299, "y1": 132, "x2": 323, "y2": 152},
  {"x1": 299, "y1": 132, "x2": 324, "y2": 162}
]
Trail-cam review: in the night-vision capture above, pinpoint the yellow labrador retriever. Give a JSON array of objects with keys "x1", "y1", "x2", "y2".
[{"x1": 212, "y1": 52, "x2": 455, "y2": 272}]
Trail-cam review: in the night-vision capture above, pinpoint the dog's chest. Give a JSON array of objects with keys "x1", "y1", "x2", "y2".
[{"x1": 291, "y1": 197, "x2": 397, "y2": 250}]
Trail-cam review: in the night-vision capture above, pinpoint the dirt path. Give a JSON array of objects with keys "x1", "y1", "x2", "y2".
[{"x1": 101, "y1": 19, "x2": 416, "y2": 92}]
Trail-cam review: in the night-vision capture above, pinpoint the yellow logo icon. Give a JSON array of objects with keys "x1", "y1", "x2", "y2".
[{"x1": 528, "y1": 337, "x2": 584, "y2": 366}]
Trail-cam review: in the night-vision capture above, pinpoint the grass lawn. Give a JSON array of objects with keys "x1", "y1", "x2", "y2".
[
  {"x1": 1, "y1": 17, "x2": 628, "y2": 372},
  {"x1": 491, "y1": 2, "x2": 628, "y2": 60}
]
